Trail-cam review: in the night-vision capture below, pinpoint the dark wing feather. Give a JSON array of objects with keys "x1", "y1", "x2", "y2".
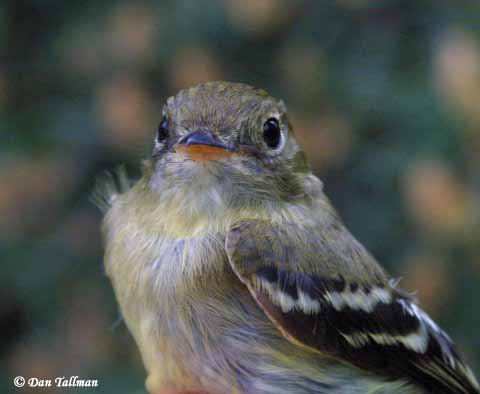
[{"x1": 226, "y1": 220, "x2": 480, "y2": 394}]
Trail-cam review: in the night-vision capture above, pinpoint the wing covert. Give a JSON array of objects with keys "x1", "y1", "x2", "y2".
[{"x1": 225, "y1": 220, "x2": 479, "y2": 394}]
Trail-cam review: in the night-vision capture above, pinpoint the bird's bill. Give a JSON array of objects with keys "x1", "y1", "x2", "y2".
[
  {"x1": 176, "y1": 129, "x2": 233, "y2": 161},
  {"x1": 177, "y1": 144, "x2": 233, "y2": 161}
]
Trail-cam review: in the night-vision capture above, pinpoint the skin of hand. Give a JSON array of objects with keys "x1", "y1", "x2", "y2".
[{"x1": 96, "y1": 81, "x2": 479, "y2": 394}]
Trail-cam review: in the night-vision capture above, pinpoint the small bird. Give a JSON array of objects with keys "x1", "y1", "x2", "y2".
[{"x1": 96, "y1": 81, "x2": 479, "y2": 394}]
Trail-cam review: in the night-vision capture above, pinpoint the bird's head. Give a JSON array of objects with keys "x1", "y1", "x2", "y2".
[{"x1": 145, "y1": 82, "x2": 316, "y2": 216}]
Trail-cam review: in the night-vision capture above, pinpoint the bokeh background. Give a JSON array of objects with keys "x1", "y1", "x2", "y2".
[{"x1": 2, "y1": 1, "x2": 480, "y2": 392}]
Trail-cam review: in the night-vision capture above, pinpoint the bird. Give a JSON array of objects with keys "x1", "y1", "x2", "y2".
[{"x1": 96, "y1": 81, "x2": 480, "y2": 394}]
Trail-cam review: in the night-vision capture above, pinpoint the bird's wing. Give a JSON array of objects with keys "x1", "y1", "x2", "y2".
[{"x1": 225, "y1": 219, "x2": 479, "y2": 394}]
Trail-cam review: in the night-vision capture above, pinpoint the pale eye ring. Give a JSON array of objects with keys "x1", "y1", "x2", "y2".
[{"x1": 156, "y1": 116, "x2": 169, "y2": 144}]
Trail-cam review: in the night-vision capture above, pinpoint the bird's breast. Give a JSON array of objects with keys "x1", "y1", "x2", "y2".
[{"x1": 105, "y1": 215, "x2": 247, "y2": 392}]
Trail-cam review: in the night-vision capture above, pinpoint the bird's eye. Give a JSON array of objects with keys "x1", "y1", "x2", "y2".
[
  {"x1": 263, "y1": 118, "x2": 282, "y2": 149},
  {"x1": 157, "y1": 116, "x2": 169, "y2": 143}
]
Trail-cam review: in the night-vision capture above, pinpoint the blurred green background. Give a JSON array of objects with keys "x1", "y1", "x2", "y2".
[{"x1": 2, "y1": 1, "x2": 480, "y2": 392}]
